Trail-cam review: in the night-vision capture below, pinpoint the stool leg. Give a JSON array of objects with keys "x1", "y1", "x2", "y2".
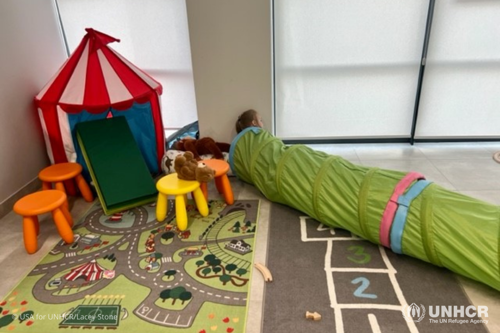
[
  {"x1": 156, "y1": 193, "x2": 168, "y2": 222},
  {"x1": 75, "y1": 174, "x2": 94, "y2": 202},
  {"x1": 55, "y1": 182, "x2": 69, "y2": 210},
  {"x1": 42, "y1": 182, "x2": 52, "y2": 190},
  {"x1": 23, "y1": 216, "x2": 38, "y2": 254},
  {"x1": 34, "y1": 217, "x2": 40, "y2": 236},
  {"x1": 200, "y1": 182, "x2": 208, "y2": 200},
  {"x1": 192, "y1": 188, "x2": 209, "y2": 217},
  {"x1": 219, "y1": 174, "x2": 234, "y2": 205},
  {"x1": 61, "y1": 204, "x2": 73, "y2": 227},
  {"x1": 64, "y1": 179, "x2": 77, "y2": 196},
  {"x1": 52, "y1": 208, "x2": 74, "y2": 244},
  {"x1": 215, "y1": 177, "x2": 223, "y2": 193},
  {"x1": 175, "y1": 195, "x2": 188, "y2": 231}
]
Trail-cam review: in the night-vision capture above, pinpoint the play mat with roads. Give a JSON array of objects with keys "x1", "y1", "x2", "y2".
[{"x1": 0, "y1": 199, "x2": 260, "y2": 333}]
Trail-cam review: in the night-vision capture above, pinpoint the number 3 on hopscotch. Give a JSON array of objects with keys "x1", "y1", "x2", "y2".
[
  {"x1": 351, "y1": 277, "x2": 377, "y2": 299},
  {"x1": 347, "y1": 245, "x2": 371, "y2": 264}
]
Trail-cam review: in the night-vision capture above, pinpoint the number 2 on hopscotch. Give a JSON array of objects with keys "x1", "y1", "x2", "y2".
[{"x1": 351, "y1": 277, "x2": 377, "y2": 299}]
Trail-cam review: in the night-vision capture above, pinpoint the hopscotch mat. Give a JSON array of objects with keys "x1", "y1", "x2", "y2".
[{"x1": 262, "y1": 203, "x2": 489, "y2": 333}]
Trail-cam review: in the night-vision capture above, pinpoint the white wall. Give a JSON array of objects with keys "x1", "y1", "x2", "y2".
[
  {"x1": 0, "y1": 0, "x2": 67, "y2": 204},
  {"x1": 186, "y1": 0, "x2": 272, "y2": 144}
]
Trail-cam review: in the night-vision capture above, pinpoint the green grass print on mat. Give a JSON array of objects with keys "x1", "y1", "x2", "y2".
[{"x1": 0, "y1": 199, "x2": 260, "y2": 333}]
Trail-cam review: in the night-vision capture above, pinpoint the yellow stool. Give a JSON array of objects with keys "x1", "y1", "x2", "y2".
[
  {"x1": 200, "y1": 159, "x2": 234, "y2": 205},
  {"x1": 39, "y1": 162, "x2": 94, "y2": 208},
  {"x1": 156, "y1": 173, "x2": 209, "y2": 231},
  {"x1": 13, "y1": 190, "x2": 74, "y2": 254}
]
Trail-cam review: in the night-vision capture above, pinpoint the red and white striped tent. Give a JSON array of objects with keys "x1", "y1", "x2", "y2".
[
  {"x1": 35, "y1": 28, "x2": 164, "y2": 173},
  {"x1": 65, "y1": 259, "x2": 105, "y2": 282}
]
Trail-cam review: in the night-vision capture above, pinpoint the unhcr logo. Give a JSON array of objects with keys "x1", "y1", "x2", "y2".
[
  {"x1": 402, "y1": 304, "x2": 488, "y2": 324},
  {"x1": 428, "y1": 305, "x2": 488, "y2": 324},
  {"x1": 402, "y1": 303, "x2": 426, "y2": 322}
]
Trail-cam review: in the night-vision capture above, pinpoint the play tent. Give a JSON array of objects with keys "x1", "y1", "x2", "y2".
[
  {"x1": 65, "y1": 259, "x2": 105, "y2": 282},
  {"x1": 35, "y1": 28, "x2": 164, "y2": 174}
]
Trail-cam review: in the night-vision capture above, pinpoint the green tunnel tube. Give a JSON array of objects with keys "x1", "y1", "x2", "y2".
[{"x1": 229, "y1": 127, "x2": 500, "y2": 291}]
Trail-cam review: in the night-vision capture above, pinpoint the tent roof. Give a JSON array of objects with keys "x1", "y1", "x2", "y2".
[{"x1": 35, "y1": 28, "x2": 162, "y2": 114}]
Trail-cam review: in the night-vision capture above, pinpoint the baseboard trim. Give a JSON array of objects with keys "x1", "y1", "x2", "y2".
[{"x1": 0, "y1": 177, "x2": 42, "y2": 220}]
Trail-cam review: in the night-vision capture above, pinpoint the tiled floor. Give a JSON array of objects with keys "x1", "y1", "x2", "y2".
[{"x1": 1, "y1": 142, "x2": 500, "y2": 332}]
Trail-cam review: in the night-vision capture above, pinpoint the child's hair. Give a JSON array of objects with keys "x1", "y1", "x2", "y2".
[{"x1": 235, "y1": 109, "x2": 258, "y2": 133}]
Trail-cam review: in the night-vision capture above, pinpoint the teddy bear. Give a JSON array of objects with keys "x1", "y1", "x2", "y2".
[
  {"x1": 174, "y1": 151, "x2": 215, "y2": 182},
  {"x1": 174, "y1": 137, "x2": 230, "y2": 161},
  {"x1": 196, "y1": 162, "x2": 216, "y2": 182}
]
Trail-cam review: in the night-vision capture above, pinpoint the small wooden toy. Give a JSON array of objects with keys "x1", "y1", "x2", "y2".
[
  {"x1": 254, "y1": 263, "x2": 273, "y2": 282},
  {"x1": 305, "y1": 311, "x2": 322, "y2": 321}
]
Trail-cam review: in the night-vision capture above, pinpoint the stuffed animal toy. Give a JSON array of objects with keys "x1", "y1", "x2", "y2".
[
  {"x1": 174, "y1": 152, "x2": 215, "y2": 182},
  {"x1": 196, "y1": 162, "x2": 216, "y2": 182},
  {"x1": 174, "y1": 137, "x2": 230, "y2": 160}
]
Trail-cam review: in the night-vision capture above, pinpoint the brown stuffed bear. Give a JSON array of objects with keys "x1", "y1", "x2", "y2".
[
  {"x1": 174, "y1": 137, "x2": 230, "y2": 161},
  {"x1": 196, "y1": 162, "x2": 216, "y2": 182},
  {"x1": 174, "y1": 152, "x2": 215, "y2": 182}
]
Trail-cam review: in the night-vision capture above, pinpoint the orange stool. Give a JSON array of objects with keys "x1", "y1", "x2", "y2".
[
  {"x1": 199, "y1": 159, "x2": 234, "y2": 205},
  {"x1": 39, "y1": 162, "x2": 94, "y2": 208},
  {"x1": 13, "y1": 190, "x2": 74, "y2": 254}
]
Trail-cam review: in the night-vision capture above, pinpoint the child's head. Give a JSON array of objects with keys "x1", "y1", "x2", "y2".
[{"x1": 235, "y1": 109, "x2": 264, "y2": 133}]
